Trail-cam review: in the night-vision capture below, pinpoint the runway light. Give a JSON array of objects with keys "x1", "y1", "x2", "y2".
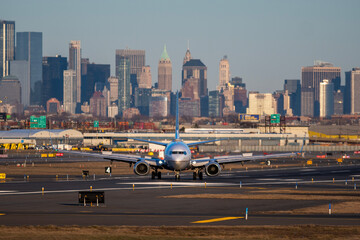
[
  {"x1": 42, "y1": 187, "x2": 44, "y2": 195},
  {"x1": 245, "y1": 208, "x2": 248, "y2": 220},
  {"x1": 205, "y1": 182, "x2": 207, "y2": 189},
  {"x1": 295, "y1": 182, "x2": 298, "y2": 189},
  {"x1": 240, "y1": 181, "x2": 242, "y2": 188},
  {"x1": 329, "y1": 203, "x2": 331, "y2": 215},
  {"x1": 133, "y1": 184, "x2": 135, "y2": 191},
  {"x1": 333, "y1": 178, "x2": 335, "y2": 183}
]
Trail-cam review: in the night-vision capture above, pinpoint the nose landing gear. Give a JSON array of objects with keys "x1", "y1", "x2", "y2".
[{"x1": 174, "y1": 171, "x2": 180, "y2": 180}]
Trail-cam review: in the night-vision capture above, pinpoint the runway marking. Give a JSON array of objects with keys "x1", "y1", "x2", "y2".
[
  {"x1": 256, "y1": 178, "x2": 282, "y2": 181},
  {"x1": 330, "y1": 170, "x2": 351, "y2": 173},
  {"x1": 300, "y1": 169, "x2": 317, "y2": 172},
  {"x1": 192, "y1": 216, "x2": 244, "y2": 223},
  {"x1": 121, "y1": 182, "x2": 237, "y2": 187}
]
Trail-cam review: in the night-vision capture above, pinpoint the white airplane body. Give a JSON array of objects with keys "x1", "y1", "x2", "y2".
[{"x1": 64, "y1": 93, "x2": 300, "y2": 180}]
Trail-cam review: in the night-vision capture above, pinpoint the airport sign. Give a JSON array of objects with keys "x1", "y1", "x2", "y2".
[
  {"x1": 105, "y1": 167, "x2": 112, "y2": 174},
  {"x1": 270, "y1": 114, "x2": 280, "y2": 124},
  {"x1": 239, "y1": 114, "x2": 260, "y2": 122},
  {"x1": 30, "y1": 116, "x2": 46, "y2": 129}
]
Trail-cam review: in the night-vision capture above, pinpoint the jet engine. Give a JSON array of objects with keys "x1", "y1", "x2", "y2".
[
  {"x1": 133, "y1": 161, "x2": 150, "y2": 176},
  {"x1": 205, "y1": 162, "x2": 221, "y2": 176}
]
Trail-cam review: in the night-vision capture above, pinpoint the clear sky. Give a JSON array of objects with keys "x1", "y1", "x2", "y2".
[{"x1": 1, "y1": 0, "x2": 359, "y2": 92}]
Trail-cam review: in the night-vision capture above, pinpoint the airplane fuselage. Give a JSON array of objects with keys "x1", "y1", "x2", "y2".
[{"x1": 163, "y1": 140, "x2": 192, "y2": 171}]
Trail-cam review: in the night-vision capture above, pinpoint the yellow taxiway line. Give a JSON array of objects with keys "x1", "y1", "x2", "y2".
[{"x1": 192, "y1": 216, "x2": 244, "y2": 223}]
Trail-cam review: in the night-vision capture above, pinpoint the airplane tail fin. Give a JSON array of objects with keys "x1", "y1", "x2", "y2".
[{"x1": 175, "y1": 91, "x2": 179, "y2": 140}]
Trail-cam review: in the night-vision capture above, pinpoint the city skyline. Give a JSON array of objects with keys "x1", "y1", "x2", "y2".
[{"x1": 2, "y1": 0, "x2": 359, "y2": 93}]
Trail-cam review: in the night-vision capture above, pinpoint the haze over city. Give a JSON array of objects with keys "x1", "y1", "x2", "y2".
[{"x1": 2, "y1": 0, "x2": 359, "y2": 92}]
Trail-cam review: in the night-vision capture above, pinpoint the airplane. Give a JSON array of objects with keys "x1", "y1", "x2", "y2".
[{"x1": 61, "y1": 93, "x2": 301, "y2": 180}]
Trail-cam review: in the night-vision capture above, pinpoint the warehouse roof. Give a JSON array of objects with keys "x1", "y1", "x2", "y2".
[{"x1": 0, "y1": 129, "x2": 83, "y2": 139}]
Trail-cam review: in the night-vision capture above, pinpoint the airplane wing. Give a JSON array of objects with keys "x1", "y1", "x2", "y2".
[
  {"x1": 191, "y1": 152, "x2": 298, "y2": 167},
  {"x1": 215, "y1": 152, "x2": 297, "y2": 164},
  {"x1": 129, "y1": 138, "x2": 168, "y2": 147},
  {"x1": 186, "y1": 139, "x2": 226, "y2": 147},
  {"x1": 58, "y1": 150, "x2": 163, "y2": 167}
]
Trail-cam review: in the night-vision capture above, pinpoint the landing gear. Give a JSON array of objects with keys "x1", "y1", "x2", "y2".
[
  {"x1": 193, "y1": 171, "x2": 203, "y2": 180},
  {"x1": 175, "y1": 171, "x2": 180, "y2": 181},
  {"x1": 198, "y1": 171, "x2": 203, "y2": 180},
  {"x1": 151, "y1": 170, "x2": 162, "y2": 180}
]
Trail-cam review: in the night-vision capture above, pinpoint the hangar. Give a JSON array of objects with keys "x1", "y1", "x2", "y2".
[{"x1": 0, "y1": 129, "x2": 83, "y2": 146}]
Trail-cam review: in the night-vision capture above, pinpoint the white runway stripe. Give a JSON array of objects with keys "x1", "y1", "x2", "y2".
[{"x1": 120, "y1": 182, "x2": 237, "y2": 187}]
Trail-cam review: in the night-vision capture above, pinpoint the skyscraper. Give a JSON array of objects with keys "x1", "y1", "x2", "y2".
[
  {"x1": 138, "y1": 66, "x2": 152, "y2": 89},
  {"x1": 80, "y1": 62, "x2": 110, "y2": 103},
  {"x1": 246, "y1": 92, "x2": 276, "y2": 115},
  {"x1": 0, "y1": 76, "x2": 21, "y2": 105},
  {"x1": 63, "y1": 70, "x2": 76, "y2": 114},
  {"x1": 301, "y1": 87, "x2": 314, "y2": 117},
  {"x1": 284, "y1": 79, "x2": 301, "y2": 116},
  {"x1": 108, "y1": 76, "x2": 119, "y2": 103},
  {"x1": 182, "y1": 59, "x2": 207, "y2": 97},
  {"x1": 333, "y1": 89, "x2": 343, "y2": 115},
  {"x1": 68, "y1": 40, "x2": 81, "y2": 103},
  {"x1": 218, "y1": 56, "x2": 230, "y2": 90},
  {"x1": 183, "y1": 47, "x2": 191, "y2": 65},
  {"x1": 348, "y1": 68, "x2": 360, "y2": 114},
  {"x1": 89, "y1": 91, "x2": 106, "y2": 117},
  {"x1": 42, "y1": 55, "x2": 67, "y2": 105},
  {"x1": 115, "y1": 49, "x2": 145, "y2": 83},
  {"x1": 319, "y1": 79, "x2": 334, "y2": 118},
  {"x1": 149, "y1": 96, "x2": 168, "y2": 118},
  {"x1": 208, "y1": 90, "x2": 224, "y2": 118},
  {"x1": 116, "y1": 49, "x2": 145, "y2": 107},
  {"x1": 16, "y1": 32, "x2": 43, "y2": 105},
  {"x1": 10, "y1": 60, "x2": 29, "y2": 107},
  {"x1": 0, "y1": 20, "x2": 15, "y2": 78},
  {"x1": 222, "y1": 83, "x2": 235, "y2": 114},
  {"x1": 117, "y1": 56, "x2": 131, "y2": 115},
  {"x1": 135, "y1": 88, "x2": 151, "y2": 116},
  {"x1": 301, "y1": 61, "x2": 340, "y2": 116},
  {"x1": 158, "y1": 45, "x2": 172, "y2": 91}
]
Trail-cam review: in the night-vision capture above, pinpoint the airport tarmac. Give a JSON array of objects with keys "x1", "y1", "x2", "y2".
[{"x1": 0, "y1": 162, "x2": 359, "y2": 226}]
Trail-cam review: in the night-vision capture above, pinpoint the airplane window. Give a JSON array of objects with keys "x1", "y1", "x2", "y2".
[{"x1": 171, "y1": 151, "x2": 187, "y2": 155}]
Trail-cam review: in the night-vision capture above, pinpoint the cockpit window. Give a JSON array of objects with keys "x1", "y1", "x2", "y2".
[{"x1": 171, "y1": 151, "x2": 187, "y2": 155}]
